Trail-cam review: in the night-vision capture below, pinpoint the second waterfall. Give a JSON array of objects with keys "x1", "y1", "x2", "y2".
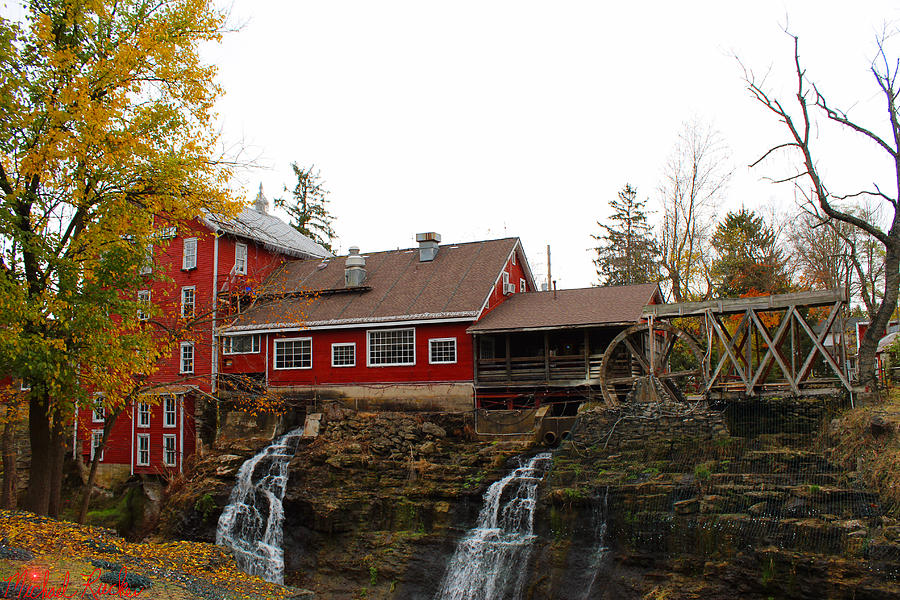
[{"x1": 434, "y1": 452, "x2": 553, "y2": 600}]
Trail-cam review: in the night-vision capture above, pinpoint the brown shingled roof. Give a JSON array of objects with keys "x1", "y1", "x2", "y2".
[
  {"x1": 226, "y1": 238, "x2": 522, "y2": 332},
  {"x1": 467, "y1": 283, "x2": 662, "y2": 333}
]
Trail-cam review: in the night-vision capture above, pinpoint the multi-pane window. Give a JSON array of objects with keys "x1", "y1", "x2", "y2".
[
  {"x1": 520, "y1": 278, "x2": 526, "y2": 293},
  {"x1": 182, "y1": 238, "x2": 197, "y2": 270},
  {"x1": 137, "y1": 290, "x2": 151, "y2": 321},
  {"x1": 92, "y1": 407, "x2": 105, "y2": 422},
  {"x1": 91, "y1": 431, "x2": 104, "y2": 461},
  {"x1": 139, "y1": 247, "x2": 153, "y2": 275},
  {"x1": 180, "y1": 342, "x2": 194, "y2": 374},
  {"x1": 331, "y1": 343, "x2": 356, "y2": 367},
  {"x1": 137, "y1": 434, "x2": 150, "y2": 466},
  {"x1": 180, "y1": 286, "x2": 195, "y2": 318},
  {"x1": 368, "y1": 328, "x2": 415, "y2": 366},
  {"x1": 429, "y1": 338, "x2": 457, "y2": 364},
  {"x1": 163, "y1": 435, "x2": 177, "y2": 467},
  {"x1": 163, "y1": 397, "x2": 177, "y2": 427},
  {"x1": 274, "y1": 338, "x2": 312, "y2": 369},
  {"x1": 137, "y1": 403, "x2": 150, "y2": 428},
  {"x1": 223, "y1": 334, "x2": 260, "y2": 354},
  {"x1": 235, "y1": 243, "x2": 247, "y2": 275}
]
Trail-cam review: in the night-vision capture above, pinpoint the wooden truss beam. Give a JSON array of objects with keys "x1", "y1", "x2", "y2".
[
  {"x1": 700, "y1": 299, "x2": 851, "y2": 396},
  {"x1": 643, "y1": 288, "x2": 847, "y2": 318}
]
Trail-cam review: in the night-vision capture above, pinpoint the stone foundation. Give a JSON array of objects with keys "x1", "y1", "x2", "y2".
[
  {"x1": 83, "y1": 462, "x2": 132, "y2": 489},
  {"x1": 268, "y1": 382, "x2": 474, "y2": 413}
]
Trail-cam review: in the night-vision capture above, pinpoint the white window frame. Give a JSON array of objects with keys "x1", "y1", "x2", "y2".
[
  {"x1": 331, "y1": 343, "x2": 356, "y2": 367},
  {"x1": 503, "y1": 271, "x2": 510, "y2": 287},
  {"x1": 137, "y1": 403, "x2": 151, "y2": 428},
  {"x1": 179, "y1": 342, "x2": 194, "y2": 374},
  {"x1": 273, "y1": 337, "x2": 313, "y2": 370},
  {"x1": 180, "y1": 286, "x2": 195, "y2": 318},
  {"x1": 91, "y1": 430, "x2": 104, "y2": 462},
  {"x1": 520, "y1": 278, "x2": 526, "y2": 293},
  {"x1": 429, "y1": 337, "x2": 458, "y2": 365},
  {"x1": 235, "y1": 242, "x2": 247, "y2": 275},
  {"x1": 162, "y1": 434, "x2": 177, "y2": 467},
  {"x1": 139, "y1": 247, "x2": 153, "y2": 275},
  {"x1": 367, "y1": 328, "x2": 416, "y2": 367},
  {"x1": 136, "y1": 434, "x2": 150, "y2": 466},
  {"x1": 163, "y1": 396, "x2": 177, "y2": 428},
  {"x1": 137, "y1": 290, "x2": 150, "y2": 321},
  {"x1": 222, "y1": 334, "x2": 261, "y2": 355},
  {"x1": 92, "y1": 407, "x2": 105, "y2": 423},
  {"x1": 182, "y1": 237, "x2": 198, "y2": 270},
  {"x1": 512, "y1": 252, "x2": 516, "y2": 266}
]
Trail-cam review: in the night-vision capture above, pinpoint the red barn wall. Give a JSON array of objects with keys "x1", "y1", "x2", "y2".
[
  {"x1": 482, "y1": 247, "x2": 529, "y2": 316},
  {"x1": 221, "y1": 322, "x2": 475, "y2": 386}
]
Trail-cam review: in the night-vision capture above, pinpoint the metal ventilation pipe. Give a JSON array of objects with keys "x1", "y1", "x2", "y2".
[
  {"x1": 416, "y1": 232, "x2": 441, "y2": 262},
  {"x1": 345, "y1": 247, "x2": 366, "y2": 287}
]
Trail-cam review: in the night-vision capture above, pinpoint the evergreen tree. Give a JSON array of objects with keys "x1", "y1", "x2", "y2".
[
  {"x1": 592, "y1": 184, "x2": 660, "y2": 286},
  {"x1": 710, "y1": 208, "x2": 790, "y2": 296},
  {"x1": 275, "y1": 163, "x2": 336, "y2": 252}
]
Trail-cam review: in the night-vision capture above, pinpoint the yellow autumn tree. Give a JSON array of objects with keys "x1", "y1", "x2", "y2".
[{"x1": 0, "y1": 0, "x2": 242, "y2": 516}]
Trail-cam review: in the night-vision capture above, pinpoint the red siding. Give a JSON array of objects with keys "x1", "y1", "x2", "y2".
[
  {"x1": 482, "y1": 246, "x2": 529, "y2": 316},
  {"x1": 141, "y1": 219, "x2": 288, "y2": 392},
  {"x1": 78, "y1": 216, "x2": 287, "y2": 469},
  {"x1": 78, "y1": 396, "x2": 197, "y2": 473},
  {"x1": 222, "y1": 322, "x2": 475, "y2": 386}
]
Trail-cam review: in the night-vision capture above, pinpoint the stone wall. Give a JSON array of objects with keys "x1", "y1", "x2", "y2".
[{"x1": 529, "y1": 395, "x2": 900, "y2": 599}]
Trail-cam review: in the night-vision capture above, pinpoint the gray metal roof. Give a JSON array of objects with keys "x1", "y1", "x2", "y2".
[{"x1": 201, "y1": 208, "x2": 331, "y2": 259}]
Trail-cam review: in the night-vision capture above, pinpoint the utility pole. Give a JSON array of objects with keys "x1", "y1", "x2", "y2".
[{"x1": 546, "y1": 245, "x2": 551, "y2": 292}]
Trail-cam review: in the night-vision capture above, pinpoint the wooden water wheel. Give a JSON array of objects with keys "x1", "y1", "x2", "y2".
[{"x1": 599, "y1": 321, "x2": 707, "y2": 407}]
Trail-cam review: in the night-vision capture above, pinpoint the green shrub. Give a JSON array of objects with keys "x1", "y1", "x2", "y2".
[{"x1": 194, "y1": 493, "x2": 216, "y2": 522}]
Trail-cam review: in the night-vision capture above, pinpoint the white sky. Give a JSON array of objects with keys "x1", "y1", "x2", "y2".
[{"x1": 15, "y1": 1, "x2": 900, "y2": 289}]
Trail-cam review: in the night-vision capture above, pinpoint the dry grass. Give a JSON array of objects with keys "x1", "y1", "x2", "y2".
[{"x1": 828, "y1": 389, "x2": 900, "y2": 516}]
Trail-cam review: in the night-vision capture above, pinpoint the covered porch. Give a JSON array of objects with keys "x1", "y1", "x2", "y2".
[
  {"x1": 472, "y1": 326, "x2": 631, "y2": 409},
  {"x1": 468, "y1": 284, "x2": 662, "y2": 410}
]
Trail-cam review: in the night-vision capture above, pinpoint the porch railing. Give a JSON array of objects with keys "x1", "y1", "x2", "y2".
[{"x1": 476, "y1": 353, "x2": 607, "y2": 386}]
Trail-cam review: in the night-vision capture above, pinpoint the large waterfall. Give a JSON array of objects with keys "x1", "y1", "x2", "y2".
[
  {"x1": 215, "y1": 427, "x2": 303, "y2": 584},
  {"x1": 434, "y1": 452, "x2": 553, "y2": 600}
]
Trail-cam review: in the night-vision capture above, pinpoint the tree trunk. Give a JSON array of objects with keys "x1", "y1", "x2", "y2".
[
  {"x1": 1, "y1": 405, "x2": 17, "y2": 510},
  {"x1": 25, "y1": 395, "x2": 51, "y2": 515},
  {"x1": 670, "y1": 271, "x2": 683, "y2": 303},
  {"x1": 857, "y1": 243, "x2": 900, "y2": 397},
  {"x1": 47, "y1": 420, "x2": 66, "y2": 518}
]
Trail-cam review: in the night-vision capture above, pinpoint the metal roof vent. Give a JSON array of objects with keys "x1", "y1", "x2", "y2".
[
  {"x1": 416, "y1": 232, "x2": 441, "y2": 262},
  {"x1": 344, "y1": 246, "x2": 366, "y2": 287}
]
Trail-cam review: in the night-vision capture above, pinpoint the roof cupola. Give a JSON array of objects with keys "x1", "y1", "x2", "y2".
[{"x1": 254, "y1": 183, "x2": 268, "y2": 214}]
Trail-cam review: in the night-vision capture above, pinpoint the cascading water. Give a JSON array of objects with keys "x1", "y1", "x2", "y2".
[
  {"x1": 581, "y1": 487, "x2": 610, "y2": 599},
  {"x1": 215, "y1": 427, "x2": 303, "y2": 584},
  {"x1": 434, "y1": 452, "x2": 553, "y2": 600}
]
